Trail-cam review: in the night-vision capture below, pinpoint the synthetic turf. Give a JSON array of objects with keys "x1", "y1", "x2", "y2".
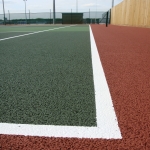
[
  {"x1": 0, "y1": 32, "x2": 32, "y2": 39},
  {"x1": 50, "y1": 26, "x2": 89, "y2": 32},
  {"x1": 0, "y1": 25, "x2": 150, "y2": 149},
  {"x1": 0, "y1": 26, "x2": 96, "y2": 126},
  {"x1": 0, "y1": 26, "x2": 65, "y2": 32}
]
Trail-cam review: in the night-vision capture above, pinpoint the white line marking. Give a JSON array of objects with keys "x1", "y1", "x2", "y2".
[
  {"x1": 0, "y1": 25, "x2": 122, "y2": 139},
  {"x1": 0, "y1": 31, "x2": 34, "y2": 33},
  {"x1": 0, "y1": 25, "x2": 76, "y2": 41},
  {"x1": 89, "y1": 25, "x2": 122, "y2": 138}
]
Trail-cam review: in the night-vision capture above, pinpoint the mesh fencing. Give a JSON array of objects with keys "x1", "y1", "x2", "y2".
[
  {"x1": 99, "y1": 10, "x2": 111, "y2": 24},
  {"x1": 0, "y1": 11, "x2": 110, "y2": 25}
]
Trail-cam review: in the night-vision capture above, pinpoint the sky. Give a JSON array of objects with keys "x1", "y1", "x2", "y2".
[{"x1": 0, "y1": 0, "x2": 123, "y2": 14}]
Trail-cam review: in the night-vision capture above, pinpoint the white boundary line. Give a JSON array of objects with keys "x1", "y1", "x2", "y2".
[
  {"x1": 0, "y1": 25, "x2": 76, "y2": 41},
  {"x1": 0, "y1": 31, "x2": 35, "y2": 33},
  {"x1": 0, "y1": 25, "x2": 122, "y2": 139}
]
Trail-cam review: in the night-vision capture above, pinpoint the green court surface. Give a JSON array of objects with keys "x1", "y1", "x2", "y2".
[
  {"x1": 0, "y1": 25, "x2": 64, "y2": 32},
  {"x1": 0, "y1": 32, "x2": 32, "y2": 39},
  {"x1": 0, "y1": 25, "x2": 97, "y2": 127},
  {"x1": 0, "y1": 25, "x2": 89, "y2": 39}
]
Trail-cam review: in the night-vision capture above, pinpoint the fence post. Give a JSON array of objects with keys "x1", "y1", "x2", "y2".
[
  {"x1": 53, "y1": 0, "x2": 55, "y2": 24},
  {"x1": 2, "y1": 0, "x2": 6, "y2": 25},
  {"x1": 89, "y1": 9, "x2": 90, "y2": 24},
  {"x1": 106, "y1": 11, "x2": 108, "y2": 27},
  {"x1": 29, "y1": 10, "x2": 30, "y2": 24},
  {"x1": 50, "y1": 9, "x2": 51, "y2": 24},
  {"x1": 71, "y1": 9, "x2": 72, "y2": 24},
  {"x1": 109, "y1": 9, "x2": 111, "y2": 24},
  {"x1": 8, "y1": 10, "x2": 10, "y2": 24}
]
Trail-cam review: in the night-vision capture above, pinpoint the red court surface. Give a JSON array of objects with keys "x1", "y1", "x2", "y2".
[{"x1": 0, "y1": 25, "x2": 150, "y2": 149}]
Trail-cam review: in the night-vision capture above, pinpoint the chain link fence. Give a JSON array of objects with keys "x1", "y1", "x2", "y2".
[{"x1": 0, "y1": 10, "x2": 110, "y2": 25}]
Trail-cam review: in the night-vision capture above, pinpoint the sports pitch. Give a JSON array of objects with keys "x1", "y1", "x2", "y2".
[{"x1": 0, "y1": 25, "x2": 121, "y2": 139}]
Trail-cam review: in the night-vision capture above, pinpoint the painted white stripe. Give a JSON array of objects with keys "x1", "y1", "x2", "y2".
[
  {"x1": 0, "y1": 25, "x2": 122, "y2": 139},
  {"x1": 0, "y1": 25, "x2": 76, "y2": 41},
  {"x1": 0, "y1": 31, "x2": 34, "y2": 33},
  {"x1": 0, "y1": 123, "x2": 121, "y2": 139},
  {"x1": 89, "y1": 26, "x2": 122, "y2": 138}
]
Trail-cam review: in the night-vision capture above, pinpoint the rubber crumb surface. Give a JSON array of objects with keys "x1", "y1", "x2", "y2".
[
  {"x1": 0, "y1": 25, "x2": 65, "y2": 33},
  {"x1": 0, "y1": 29, "x2": 96, "y2": 126},
  {"x1": 0, "y1": 25, "x2": 150, "y2": 149},
  {"x1": 0, "y1": 32, "x2": 32, "y2": 39}
]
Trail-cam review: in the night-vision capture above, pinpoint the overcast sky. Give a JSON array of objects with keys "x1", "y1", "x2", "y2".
[{"x1": 0, "y1": 0, "x2": 123, "y2": 14}]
